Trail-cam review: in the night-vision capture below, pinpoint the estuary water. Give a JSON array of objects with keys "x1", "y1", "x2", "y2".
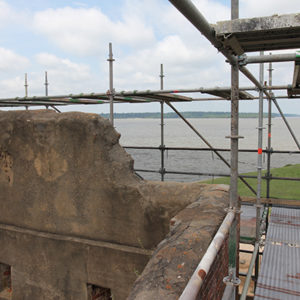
[{"x1": 114, "y1": 117, "x2": 300, "y2": 182}]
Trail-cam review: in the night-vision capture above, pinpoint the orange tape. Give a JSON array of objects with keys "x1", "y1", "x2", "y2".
[
  {"x1": 258, "y1": 148, "x2": 263, "y2": 154},
  {"x1": 268, "y1": 133, "x2": 271, "y2": 137}
]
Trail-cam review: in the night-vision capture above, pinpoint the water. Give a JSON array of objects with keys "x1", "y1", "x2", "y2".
[{"x1": 114, "y1": 117, "x2": 300, "y2": 182}]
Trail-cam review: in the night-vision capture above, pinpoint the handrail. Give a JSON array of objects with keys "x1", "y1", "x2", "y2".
[{"x1": 179, "y1": 212, "x2": 235, "y2": 299}]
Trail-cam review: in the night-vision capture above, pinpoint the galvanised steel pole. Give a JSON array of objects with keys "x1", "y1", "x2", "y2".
[
  {"x1": 266, "y1": 58, "x2": 273, "y2": 199},
  {"x1": 108, "y1": 42, "x2": 115, "y2": 126},
  {"x1": 24, "y1": 73, "x2": 28, "y2": 97},
  {"x1": 223, "y1": 2, "x2": 241, "y2": 298},
  {"x1": 244, "y1": 53, "x2": 299, "y2": 64},
  {"x1": 45, "y1": 71, "x2": 49, "y2": 97},
  {"x1": 255, "y1": 51, "x2": 264, "y2": 289},
  {"x1": 240, "y1": 242, "x2": 260, "y2": 300},
  {"x1": 160, "y1": 64, "x2": 165, "y2": 181},
  {"x1": 24, "y1": 73, "x2": 28, "y2": 110},
  {"x1": 45, "y1": 71, "x2": 49, "y2": 109}
]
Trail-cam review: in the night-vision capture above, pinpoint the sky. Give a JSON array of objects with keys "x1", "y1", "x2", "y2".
[{"x1": 0, "y1": 0, "x2": 299, "y2": 114}]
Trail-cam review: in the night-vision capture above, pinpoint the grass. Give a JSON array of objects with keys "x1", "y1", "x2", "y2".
[{"x1": 202, "y1": 164, "x2": 300, "y2": 200}]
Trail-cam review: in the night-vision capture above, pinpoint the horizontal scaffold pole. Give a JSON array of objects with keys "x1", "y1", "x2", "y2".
[{"x1": 242, "y1": 53, "x2": 300, "y2": 65}]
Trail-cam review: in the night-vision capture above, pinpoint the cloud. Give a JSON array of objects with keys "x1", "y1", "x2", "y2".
[
  {"x1": 33, "y1": 6, "x2": 155, "y2": 56},
  {"x1": 0, "y1": 76, "x2": 26, "y2": 98},
  {"x1": 35, "y1": 53, "x2": 94, "y2": 94},
  {"x1": 0, "y1": 1, "x2": 14, "y2": 28},
  {"x1": 240, "y1": 0, "x2": 300, "y2": 18},
  {"x1": 0, "y1": 47, "x2": 29, "y2": 72},
  {"x1": 36, "y1": 53, "x2": 90, "y2": 78}
]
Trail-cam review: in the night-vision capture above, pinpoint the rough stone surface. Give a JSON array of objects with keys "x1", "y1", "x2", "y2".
[
  {"x1": 128, "y1": 185, "x2": 229, "y2": 300},
  {"x1": 0, "y1": 110, "x2": 229, "y2": 300}
]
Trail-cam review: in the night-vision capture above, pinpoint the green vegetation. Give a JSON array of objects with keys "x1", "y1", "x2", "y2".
[
  {"x1": 202, "y1": 164, "x2": 300, "y2": 200},
  {"x1": 100, "y1": 111, "x2": 299, "y2": 119}
]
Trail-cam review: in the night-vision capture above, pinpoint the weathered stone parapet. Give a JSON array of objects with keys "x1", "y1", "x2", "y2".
[{"x1": 128, "y1": 185, "x2": 229, "y2": 300}]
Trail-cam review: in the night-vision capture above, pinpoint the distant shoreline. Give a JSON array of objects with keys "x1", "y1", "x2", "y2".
[{"x1": 100, "y1": 112, "x2": 300, "y2": 119}]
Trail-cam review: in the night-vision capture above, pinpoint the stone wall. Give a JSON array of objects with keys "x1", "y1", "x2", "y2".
[
  {"x1": 128, "y1": 185, "x2": 230, "y2": 299},
  {"x1": 0, "y1": 110, "x2": 230, "y2": 300}
]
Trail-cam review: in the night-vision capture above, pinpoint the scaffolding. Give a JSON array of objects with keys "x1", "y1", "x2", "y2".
[{"x1": 1, "y1": 1, "x2": 300, "y2": 299}]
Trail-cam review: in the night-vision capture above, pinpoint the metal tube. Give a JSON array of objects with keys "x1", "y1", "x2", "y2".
[
  {"x1": 24, "y1": 73, "x2": 28, "y2": 97},
  {"x1": 0, "y1": 85, "x2": 290, "y2": 104},
  {"x1": 266, "y1": 58, "x2": 273, "y2": 198},
  {"x1": 108, "y1": 42, "x2": 115, "y2": 126},
  {"x1": 24, "y1": 73, "x2": 28, "y2": 110},
  {"x1": 116, "y1": 84, "x2": 287, "y2": 94},
  {"x1": 44, "y1": 71, "x2": 50, "y2": 110},
  {"x1": 124, "y1": 145, "x2": 300, "y2": 154},
  {"x1": 45, "y1": 71, "x2": 49, "y2": 97},
  {"x1": 256, "y1": 52, "x2": 264, "y2": 243},
  {"x1": 166, "y1": 101, "x2": 256, "y2": 195},
  {"x1": 230, "y1": 3, "x2": 240, "y2": 294},
  {"x1": 160, "y1": 64, "x2": 165, "y2": 181},
  {"x1": 240, "y1": 242, "x2": 260, "y2": 300},
  {"x1": 226, "y1": 3, "x2": 240, "y2": 296},
  {"x1": 222, "y1": 286, "x2": 235, "y2": 300},
  {"x1": 244, "y1": 53, "x2": 299, "y2": 64},
  {"x1": 136, "y1": 169, "x2": 300, "y2": 181},
  {"x1": 179, "y1": 212, "x2": 235, "y2": 300}
]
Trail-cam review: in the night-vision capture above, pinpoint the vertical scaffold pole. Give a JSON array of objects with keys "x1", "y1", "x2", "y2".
[
  {"x1": 266, "y1": 56, "x2": 273, "y2": 199},
  {"x1": 45, "y1": 71, "x2": 49, "y2": 109},
  {"x1": 255, "y1": 51, "x2": 264, "y2": 289},
  {"x1": 108, "y1": 42, "x2": 115, "y2": 126},
  {"x1": 24, "y1": 73, "x2": 28, "y2": 110},
  {"x1": 159, "y1": 64, "x2": 165, "y2": 181},
  {"x1": 224, "y1": 1, "x2": 241, "y2": 298},
  {"x1": 160, "y1": 64, "x2": 165, "y2": 181},
  {"x1": 45, "y1": 71, "x2": 49, "y2": 97}
]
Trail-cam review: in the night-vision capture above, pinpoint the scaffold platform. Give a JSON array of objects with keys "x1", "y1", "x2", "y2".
[{"x1": 254, "y1": 207, "x2": 300, "y2": 300}]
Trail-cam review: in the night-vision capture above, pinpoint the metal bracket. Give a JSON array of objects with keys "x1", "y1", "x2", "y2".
[
  {"x1": 159, "y1": 168, "x2": 166, "y2": 175},
  {"x1": 238, "y1": 54, "x2": 247, "y2": 66},
  {"x1": 254, "y1": 204, "x2": 264, "y2": 208},
  {"x1": 225, "y1": 207, "x2": 242, "y2": 214},
  {"x1": 225, "y1": 135, "x2": 244, "y2": 139},
  {"x1": 223, "y1": 275, "x2": 241, "y2": 286}
]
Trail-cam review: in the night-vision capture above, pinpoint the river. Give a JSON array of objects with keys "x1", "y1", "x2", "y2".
[{"x1": 114, "y1": 117, "x2": 300, "y2": 182}]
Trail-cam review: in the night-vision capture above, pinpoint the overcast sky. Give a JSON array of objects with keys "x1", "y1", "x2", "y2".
[{"x1": 0, "y1": 0, "x2": 299, "y2": 113}]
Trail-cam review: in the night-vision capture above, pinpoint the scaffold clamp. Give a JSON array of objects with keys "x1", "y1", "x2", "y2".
[{"x1": 223, "y1": 275, "x2": 241, "y2": 286}]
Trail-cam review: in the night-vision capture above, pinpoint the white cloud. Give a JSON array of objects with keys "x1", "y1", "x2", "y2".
[
  {"x1": 0, "y1": 47, "x2": 29, "y2": 72},
  {"x1": 0, "y1": 76, "x2": 26, "y2": 98},
  {"x1": 35, "y1": 53, "x2": 94, "y2": 94},
  {"x1": 33, "y1": 6, "x2": 155, "y2": 56},
  {"x1": 0, "y1": 0, "x2": 31, "y2": 29},
  {"x1": 0, "y1": 1, "x2": 14, "y2": 28},
  {"x1": 240, "y1": 0, "x2": 300, "y2": 18},
  {"x1": 114, "y1": 34, "x2": 229, "y2": 91},
  {"x1": 36, "y1": 53, "x2": 90, "y2": 78}
]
